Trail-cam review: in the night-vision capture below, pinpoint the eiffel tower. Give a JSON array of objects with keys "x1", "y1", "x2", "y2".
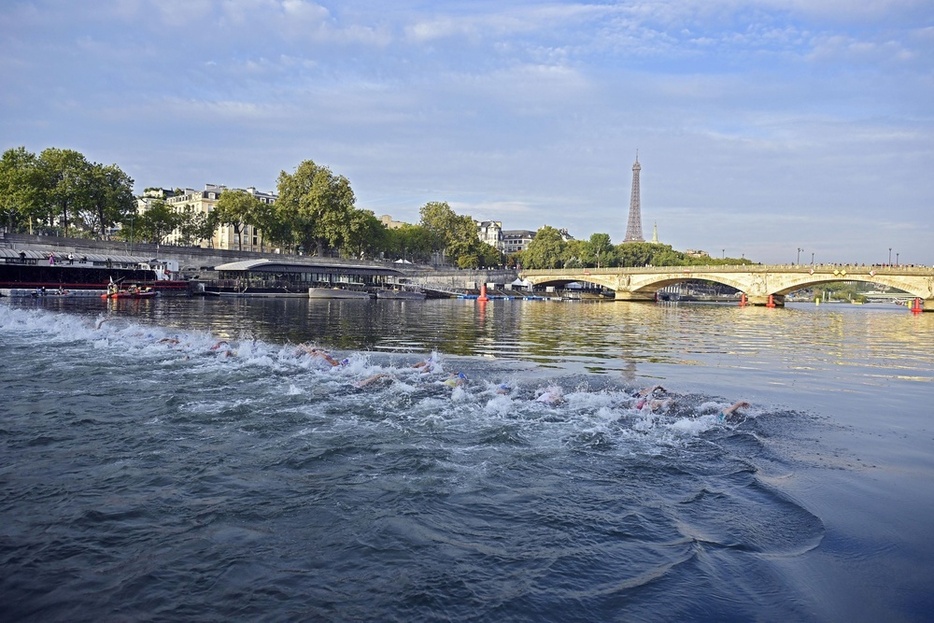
[{"x1": 624, "y1": 153, "x2": 644, "y2": 242}]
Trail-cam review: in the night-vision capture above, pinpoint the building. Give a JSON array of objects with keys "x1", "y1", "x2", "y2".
[
  {"x1": 501, "y1": 229, "x2": 536, "y2": 254},
  {"x1": 379, "y1": 214, "x2": 407, "y2": 230},
  {"x1": 476, "y1": 220, "x2": 503, "y2": 249},
  {"x1": 137, "y1": 187, "x2": 176, "y2": 213},
  {"x1": 163, "y1": 184, "x2": 276, "y2": 251}
]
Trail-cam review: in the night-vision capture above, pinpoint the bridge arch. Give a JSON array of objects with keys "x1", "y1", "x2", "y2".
[{"x1": 519, "y1": 265, "x2": 934, "y2": 310}]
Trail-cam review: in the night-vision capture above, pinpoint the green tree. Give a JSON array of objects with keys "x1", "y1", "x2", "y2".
[
  {"x1": 418, "y1": 201, "x2": 459, "y2": 254},
  {"x1": 82, "y1": 163, "x2": 135, "y2": 238},
  {"x1": 343, "y1": 209, "x2": 387, "y2": 259},
  {"x1": 563, "y1": 239, "x2": 586, "y2": 268},
  {"x1": 616, "y1": 241, "x2": 657, "y2": 267},
  {"x1": 586, "y1": 233, "x2": 615, "y2": 267},
  {"x1": 133, "y1": 199, "x2": 181, "y2": 245},
  {"x1": 386, "y1": 223, "x2": 436, "y2": 263},
  {"x1": 0, "y1": 146, "x2": 40, "y2": 232},
  {"x1": 250, "y1": 197, "x2": 289, "y2": 252},
  {"x1": 476, "y1": 241, "x2": 503, "y2": 268},
  {"x1": 505, "y1": 252, "x2": 522, "y2": 269},
  {"x1": 36, "y1": 148, "x2": 93, "y2": 236},
  {"x1": 175, "y1": 204, "x2": 213, "y2": 247},
  {"x1": 276, "y1": 160, "x2": 355, "y2": 256},
  {"x1": 214, "y1": 188, "x2": 262, "y2": 251},
  {"x1": 522, "y1": 226, "x2": 566, "y2": 269},
  {"x1": 417, "y1": 201, "x2": 497, "y2": 267}
]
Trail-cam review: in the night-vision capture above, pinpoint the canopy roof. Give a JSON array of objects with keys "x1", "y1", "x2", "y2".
[
  {"x1": 214, "y1": 258, "x2": 402, "y2": 277},
  {"x1": 0, "y1": 248, "x2": 166, "y2": 265}
]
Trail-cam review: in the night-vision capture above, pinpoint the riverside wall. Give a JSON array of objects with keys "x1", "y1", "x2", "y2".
[{"x1": 404, "y1": 269, "x2": 520, "y2": 293}]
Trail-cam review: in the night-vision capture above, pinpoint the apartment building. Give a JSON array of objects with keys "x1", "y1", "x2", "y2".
[{"x1": 164, "y1": 184, "x2": 276, "y2": 251}]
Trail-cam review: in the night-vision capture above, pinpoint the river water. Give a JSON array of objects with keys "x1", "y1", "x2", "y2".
[{"x1": 1, "y1": 297, "x2": 932, "y2": 622}]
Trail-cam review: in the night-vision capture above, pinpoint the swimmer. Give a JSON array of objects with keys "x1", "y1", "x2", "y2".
[
  {"x1": 635, "y1": 396, "x2": 673, "y2": 411},
  {"x1": 495, "y1": 383, "x2": 512, "y2": 395},
  {"x1": 718, "y1": 400, "x2": 750, "y2": 423},
  {"x1": 633, "y1": 384, "x2": 666, "y2": 397},
  {"x1": 535, "y1": 386, "x2": 564, "y2": 405},
  {"x1": 209, "y1": 340, "x2": 237, "y2": 357},
  {"x1": 413, "y1": 353, "x2": 441, "y2": 373},
  {"x1": 444, "y1": 372, "x2": 468, "y2": 388},
  {"x1": 295, "y1": 343, "x2": 343, "y2": 366},
  {"x1": 95, "y1": 317, "x2": 113, "y2": 330},
  {"x1": 159, "y1": 337, "x2": 181, "y2": 345},
  {"x1": 354, "y1": 373, "x2": 394, "y2": 388},
  {"x1": 631, "y1": 384, "x2": 671, "y2": 410}
]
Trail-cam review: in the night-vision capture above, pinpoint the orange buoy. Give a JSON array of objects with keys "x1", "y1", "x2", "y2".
[{"x1": 478, "y1": 283, "x2": 489, "y2": 302}]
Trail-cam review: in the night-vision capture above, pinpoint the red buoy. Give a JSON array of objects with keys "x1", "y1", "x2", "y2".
[{"x1": 478, "y1": 283, "x2": 489, "y2": 302}]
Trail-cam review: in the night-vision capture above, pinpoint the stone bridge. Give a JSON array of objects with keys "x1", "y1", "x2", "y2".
[{"x1": 519, "y1": 264, "x2": 934, "y2": 310}]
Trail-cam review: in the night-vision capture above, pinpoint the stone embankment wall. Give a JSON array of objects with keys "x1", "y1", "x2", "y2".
[{"x1": 405, "y1": 269, "x2": 519, "y2": 293}]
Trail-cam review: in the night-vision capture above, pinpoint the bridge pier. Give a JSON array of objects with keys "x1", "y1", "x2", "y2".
[
  {"x1": 614, "y1": 291, "x2": 657, "y2": 302},
  {"x1": 745, "y1": 294, "x2": 786, "y2": 307}
]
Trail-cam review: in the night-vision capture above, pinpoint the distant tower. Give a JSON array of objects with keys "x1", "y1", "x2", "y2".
[
  {"x1": 651, "y1": 221, "x2": 659, "y2": 244},
  {"x1": 624, "y1": 153, "x2": 644, "y2": 242}
]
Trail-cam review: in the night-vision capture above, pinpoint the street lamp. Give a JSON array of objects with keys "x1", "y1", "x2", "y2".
[
  {"x1": 722, "y1": 249, "x2": 725, "y2": 259},
  {"x1": 797, "y1": 247, "x2": 804, "y2": 264},
  {"x1": 889, "y1": 248, "x2": 892, "y2": 265},
  {"x1": 811, "y1": 252, "x2": 814, "y2": 265},
  {"x1": 896, "y1": 252, "x2": 899, "y2": 265}
]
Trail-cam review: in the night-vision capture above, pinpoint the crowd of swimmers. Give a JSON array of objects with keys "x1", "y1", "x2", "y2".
[
  {"x1": 349, "y1": 354, "x2": 752, "y2": 422},
  {"x1": 90, "y1": 319, "x2": 753, "y2": 423}
]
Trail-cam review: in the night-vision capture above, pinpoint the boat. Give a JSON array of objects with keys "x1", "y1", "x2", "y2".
[
  {"x1": 376, "y1": 287, "x2": 426, "y2": 300},
  {"x1": 30, "y1": 287, "x2": 75, "y2": 298},
  {"x1": 204, "y1": 288, "x2": 309, "y2": 298},
  {"x1": 308, "y1": 287, "x2": 374, "y2": 299},
  {"x1": 0, "y1": 248, "x2": 189, "y2": 296},
  {"x1": 204, "y1": 259, "x2": 401, "y2": 298},
  {"x1": 102, "y1": 285, "x2": 158, "y2": 300}
]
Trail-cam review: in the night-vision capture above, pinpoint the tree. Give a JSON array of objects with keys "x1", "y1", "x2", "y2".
[
  {"x1": 250, "y1": 197, "x2": 289, "y2": 252},
  {"x1": 417, "y1": 201, "x2": 497, "y2": 267},
  {"x1": 133, "y1": 199, "x2": 180, "y2": 245},
  {"x1": 0, "y1": 146, "x2": 39, "y2": 232},
  {"x1": 343, "y1": 209, "x2": 387, "y2": 259},
  {"x1": 175, "y1": 204, "x2": 212, "y2": 246},
  {"x1": 476, "y1": 242, "x2": 503, "y2": 268},
  {"x1": 82, "y1": 163, "x2": 135, "y2": 238},
  {"x1": 418, "y1": 201, "x2": 458, "y2": 254},
  {"x1": 276, "y1": 160, "x2": 355, "y2": 256},
  {"x1": 36, "y1": 147, "x2": 92, "y2": 236},
  {"x1": 522, "y1": 225, "x2": 566, "y2": 269},
  {"x1": 386, "y1": 223, "x2": 436, "y2": 264},
  {"x1": 616, "y1": 241, "x2": 657, "y2": 267},
  {"x1": 214, "y1": 188, "x2": 261, "y2": 251},
  {"x1": 586, "y1": 233, "x2": 615, "y2": 268}
]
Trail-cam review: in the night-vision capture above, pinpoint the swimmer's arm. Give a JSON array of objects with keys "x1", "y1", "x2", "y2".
[{"x1": 720, "y1": 400, "x2": 750, "y2": 419}]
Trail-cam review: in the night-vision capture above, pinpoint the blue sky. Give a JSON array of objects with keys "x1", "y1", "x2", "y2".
[{"x1": 2, "y1": 0, "x2": 932, "y2": 265}]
